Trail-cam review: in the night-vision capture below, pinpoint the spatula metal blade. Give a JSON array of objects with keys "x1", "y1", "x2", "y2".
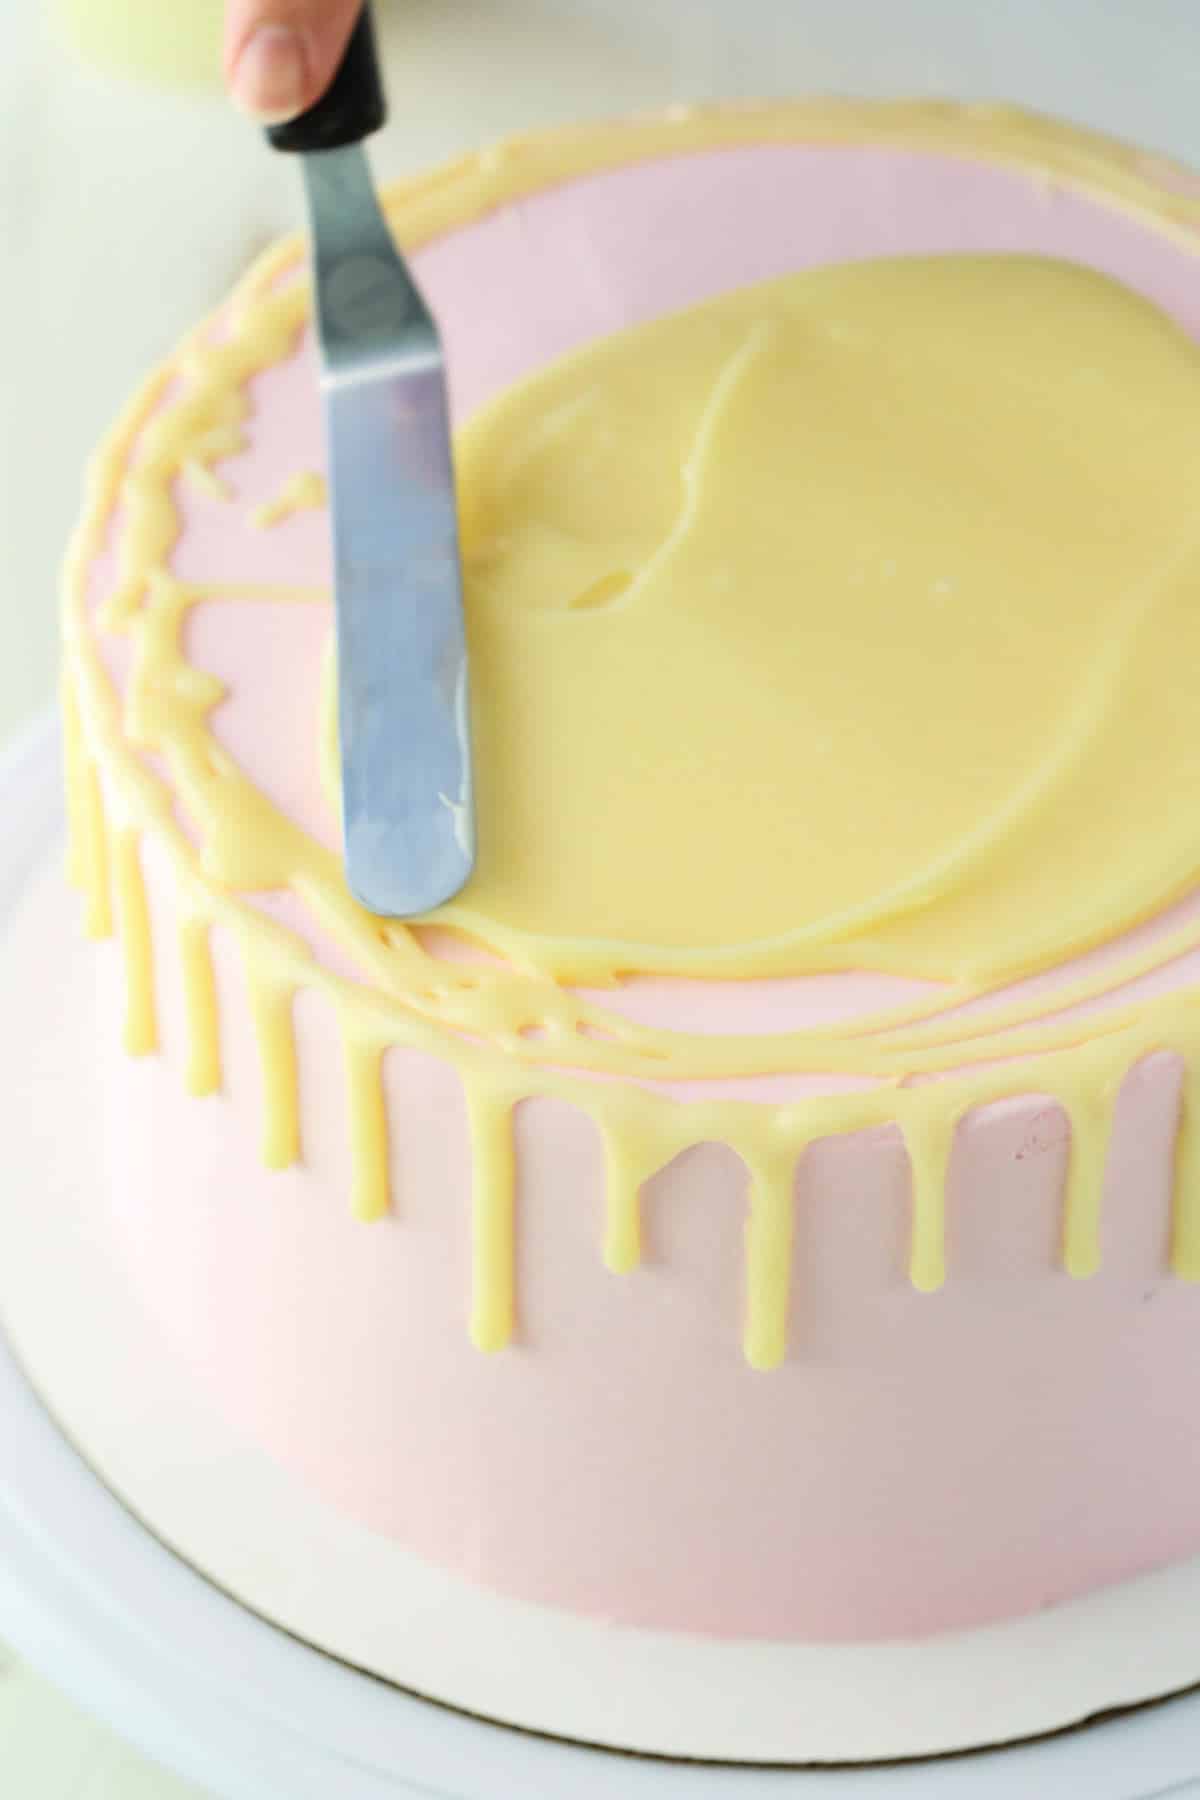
[{"x1": 304, "y1": 143, "x2": 475, "y2": 918}]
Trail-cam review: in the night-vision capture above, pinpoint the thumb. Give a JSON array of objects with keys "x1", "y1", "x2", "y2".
[{"x1": 225, "y1": 0, "x2": 364, "y2": 122}]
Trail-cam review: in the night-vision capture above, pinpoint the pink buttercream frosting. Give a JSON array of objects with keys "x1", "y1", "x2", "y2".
[
  {"x1": 84, "y1": 129, "x2": 1200, "y2": 1645},
  {"x1": 151, "y1": 141, "x2": 1200, "y2": 1090}
]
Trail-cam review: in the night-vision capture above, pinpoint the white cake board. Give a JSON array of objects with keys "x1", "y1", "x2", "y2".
[{"x1": 2, "y1": 710, "x2": 1200, "y2": 1796}]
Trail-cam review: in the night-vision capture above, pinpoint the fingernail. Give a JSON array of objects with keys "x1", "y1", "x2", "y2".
[{"x1": 231, "y1": 25, "x2": 309, "y2": 122}]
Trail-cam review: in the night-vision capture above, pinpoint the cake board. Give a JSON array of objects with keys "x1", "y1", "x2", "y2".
[{"x1": 2, "y1": 711, "x2": 1200, "y2": 1795}]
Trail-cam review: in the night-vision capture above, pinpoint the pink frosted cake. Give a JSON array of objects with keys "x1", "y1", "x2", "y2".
[{"x1": 59, "y1": 101, "x2": 1200, "y2": 1758}]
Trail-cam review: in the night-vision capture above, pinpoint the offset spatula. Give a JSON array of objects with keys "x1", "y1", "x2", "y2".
[{"x1": 268, "y1": 4, "x2": 475, "y2": 915}]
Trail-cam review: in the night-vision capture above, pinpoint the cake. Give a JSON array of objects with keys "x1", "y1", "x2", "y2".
[{"x1": 57, "y1": 100, "x2": 1200, "y2": 1758}]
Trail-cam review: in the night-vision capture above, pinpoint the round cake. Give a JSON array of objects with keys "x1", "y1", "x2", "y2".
[{"x1": 58, "y1": 100, "x2": 1200, "y2": 1757}]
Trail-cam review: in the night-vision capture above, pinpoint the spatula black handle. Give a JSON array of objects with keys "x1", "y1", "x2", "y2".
[{"x1": 265, "y1": 4, "x2": 386, "y2": 153}]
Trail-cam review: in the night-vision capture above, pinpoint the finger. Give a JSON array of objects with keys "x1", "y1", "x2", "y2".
[{"x1": 225, "y1": 0, "x2": 363, "y2": 122}]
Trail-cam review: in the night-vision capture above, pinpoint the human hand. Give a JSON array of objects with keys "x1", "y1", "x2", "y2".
[{"x1": 224, "y1": 1, "x2": 363, "y2": 121}]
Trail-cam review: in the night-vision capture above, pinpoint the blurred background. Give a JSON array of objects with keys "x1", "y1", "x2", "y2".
[{"x1": 1, "y1": 2, "x2": 1199, "y2": 1793}]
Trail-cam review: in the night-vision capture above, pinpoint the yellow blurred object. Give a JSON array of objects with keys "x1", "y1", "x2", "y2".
[{"x1": 53, "y1": 0, "x2": 223, "y2": 90}]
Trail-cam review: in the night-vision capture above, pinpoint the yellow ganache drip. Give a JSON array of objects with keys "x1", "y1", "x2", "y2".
[
  {"x1": 447, "y1": 254, "x2": 1200, "y2": 980},
  {"x1": 60, "y1": 104, "x2": 1200, "y2": 1370}
]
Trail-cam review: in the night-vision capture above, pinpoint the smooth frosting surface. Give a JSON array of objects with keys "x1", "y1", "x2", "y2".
[
  {"x1": 448, "y1": 253, "x2": 1200, "y2": 980},
  {"x1": 62, "y1": 104, "x2": 1200, "y2": 1372}
]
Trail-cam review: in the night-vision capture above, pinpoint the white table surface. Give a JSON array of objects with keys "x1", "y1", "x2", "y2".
[{"x1": 5, "y1": 2, "x2": 1200, "y2": 1793}]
